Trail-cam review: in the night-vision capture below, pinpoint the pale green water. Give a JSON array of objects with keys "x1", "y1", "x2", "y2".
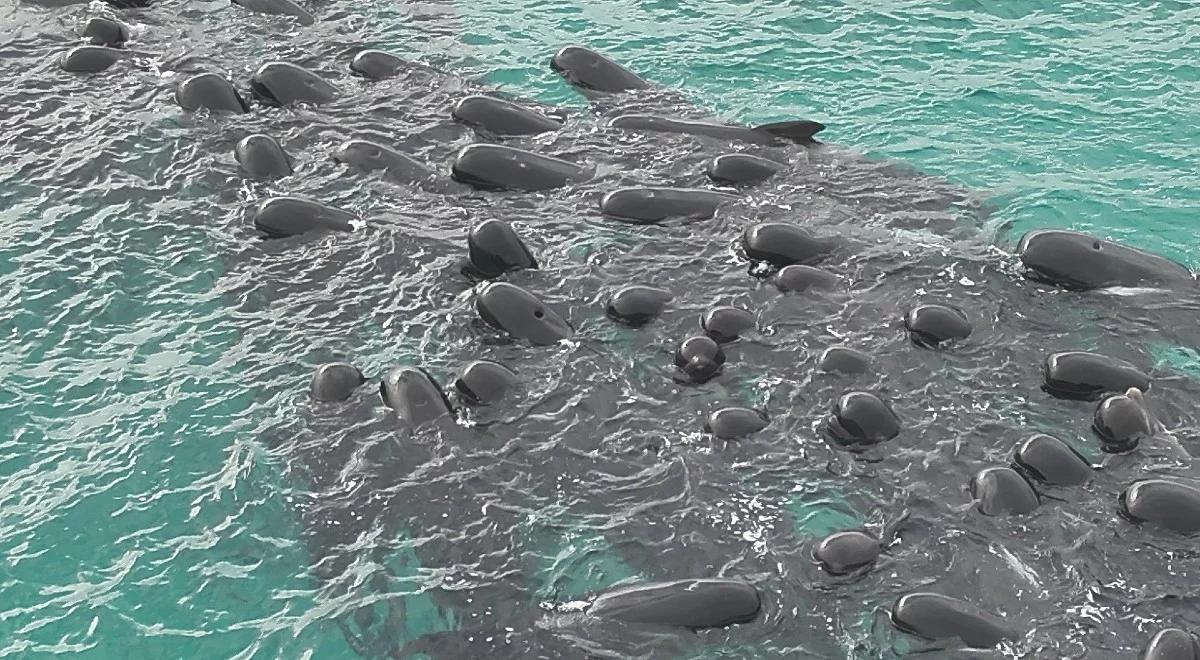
[{"x1": 0, "y1": 1, "x2": 1198, "y2": 658}]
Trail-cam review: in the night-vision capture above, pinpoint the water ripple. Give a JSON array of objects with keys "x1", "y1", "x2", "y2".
[{"x1": 2, "y1": 0, "x2": 1200, "y2": 658}]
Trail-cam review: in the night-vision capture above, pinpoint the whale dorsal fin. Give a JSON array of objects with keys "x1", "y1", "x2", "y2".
[{"x1": 752, "y1": 119, "x2": 825, "y2": 145}]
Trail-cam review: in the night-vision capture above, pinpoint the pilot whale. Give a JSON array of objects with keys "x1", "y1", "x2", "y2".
[{"x1": 1018, "y1": 229, "x2": 1195, "y2": 290}]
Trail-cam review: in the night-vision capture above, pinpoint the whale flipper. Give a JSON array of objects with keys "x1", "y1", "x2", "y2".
[{"x1": 752, "y1": 119, "x2": 825, "y2": 145}]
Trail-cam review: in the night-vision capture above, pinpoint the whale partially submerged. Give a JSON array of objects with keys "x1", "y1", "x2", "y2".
[
  {"x1": 586, "y1": 578, "x2": 762, "y2": 628},
  {"x1": 1018, "y1": 229, "x2": 1195, "y2": 290}
]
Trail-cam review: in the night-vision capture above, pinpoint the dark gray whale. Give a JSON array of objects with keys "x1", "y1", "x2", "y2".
[
  {"x1": 823, "y1": 391, "x2": 901, "y2": 448},
  {"x1": 452, "y1": 95, "x2": 564, "y2": 136},
  {"x1": 249, "y1": 62, "x2": 339, "y2": 106},
  {"x1": 586, "y1": 578, "x2": 761, "y2": 629},
  {"x1": 1019, "y1": 229, "x2": 1195, "y2": 290},
  {"x1": 332, "y1": 139, "x2": 438, "y2": 186},
  {"x1": 463, "y1": 219, "x2": 538, "y2": 280},
  {"x1": 600, "y1": 187, "x2": 737, "y2": 224},
  {"x1": 380, "y1": 366, "x2": 454, "y2": 427},
  {"x1": 59, "y1": 46, "x2": 125, "y2": 73},
  {"x1": 605, "y1": 285, "x2": 672, "y2": 327},
  {"x1": 176, "y1": 73, "x2": 250, "y2": 113},
  {"x1": 704, "y1": 407, "x2": 769, "y2": 439},
  {"x1": 453, "y1": 360, "x2": 518, "y2": 406},
  {"x1": 706, "y1": 153, "x2": 783, "y2": 185},
  {"x1": 610, "y1": 114, "x2": 825, "y2": 146},
  {"x1": 349, "y1": 49, "x2": 405, "y2": 79},
  {"x1": 889, "y1": 592, "x2": 1016, "y2": 648},
  {"x1": 451, "y1": 144, "x2": 588, "y2": 191},
  {"x1": 474, "y1": 281, "x2": 573, "y2": 345},
  {"x1": 82, "y1": 17, "x2": 130, "y2": 47},
  {"x1": 812, "y1": 530, "x2": 880, "y2": 575},
  {"x1": 1120, "y1": 479, "x2": 1200, "y2": 534},
  {"x1": 235, "y1": 134, "x2": 292, "y2": 180},
  {"x1": 251, "y1": 197, "x2": 354, "y2": 238},
  {"x1": 1139, "y1": 628, "x2": 1200, "y2": 660},
  {"x1": 969, "y1": 466, "x2": 1039, "y2": 516},
  {"x1": 1042, "y1": 351, "x2": 1151, "y2": 400},
  {"x1": 1012, "y1": 434, "x2": 1093, "y2": 487},
  {"x1": 700, "y1": 306, "x2": 755, "y2": 343},
  {"x1": 550, "y1": 45, "x2": 651, "y2": 95},
  {"x1": 309, "y1": 363, "x2": 365, "y2": 403}
]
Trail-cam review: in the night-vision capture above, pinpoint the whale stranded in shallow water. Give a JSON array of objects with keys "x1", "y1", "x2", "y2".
[
  {"x1": 463, "y1": 219, "x2": 538, "y2": 280},
  {"x1": 308, "y1": 363, "x2": 366, "y2": 403},
  {"x1": 453, "y1": 360, "x2": 518, "y2": 406},
  {"x1": 812, "y1": 529, "x2": 881, "y2": 575},
  {"x1": 599, "y1": 187, "x2": 737, "y2": 224},
  {"x1": 1012, "y1": 434, "x2": 1093, "y2": 486},
  {"x1": 970, "y1": 466, "x2": 1039, "y2": 516},
  {"x1": 674, "y1": 335, "x2": 726, "y2": 384},
  {"x1": 452, "y1": 95, "x2": 564, "y2": 136},
  {"x1": 175, "y1": 73, "x2": 250, "y2": 113},
  {"x1": 1119, "y1": 479, "x2": 1200, "y2": 534},
  {"x1": 585, "y1": 579, "x2": 762, "y2": 629},
  {"x1": 817, "y1": 347, "x2": 872, "y2": 374},
  {"x1": 904, "y1": 303, "x2": 971, "y2": 348},
  {"x1": 250, "y1": 62, "x2": 339, "y2": 106},
  {"x1": 704, "y1": 407, "x2": 769, "y2": 439},
  {"x1": 1092, "y1": 387, "x2": 1157, "y2": 453},
  {"x1": 1042, "y1": 351, "x2": 1151, "y2": 400},
  {"x1": 451, "y1": 144, "x2": 588, "y2": 191},
  {"x1": 605, "y1": 285, "x2": 672, "y2": 327},
  {"x1": 252, "y1": 196, "x2": 354, "y2": 238},
  {"x1": 1140, "y1": 628, "x2": 1200, "y2": 660},
  {"x1": 552, "y1": 44, "x2": 825, "y2": 144},
  {"x1": 609, "y1": 114, "x2": 825, "y2": 146},
  {"x1": 549, "y1": 45, "x2": 651, "y2": 95},
  {"x1": 380, "y1": 366, "x2": 454, "y2": 427},
  {"x1": 333, "y1": 139, "x2": 439, "y2": 186},
  {"x1": 82, "y1": 17, "x2": 131, "y2": 48},
  {"x1": 775, "y1": 265, "x2": 840, "y2": 292},
  {"x1": 474, "y1": 282, "x2": 573, "y2": 345},
  {"x1": 742, "y1": 222, "x2": 831, "y2": 267},
  {"x1": 59, "y1": 46, "x2": 125, "y2": 73},
  {"x1": 705, "y1": 153, "x2": 782, "y2": 185},
  {"x1": 700, "y1": 306, "x2": 755, "y2": 343},
  {"x1": 823, "y1": 391, "x2": 901, "y2": 448},
  {"x1": 1018, "y1": 229, "x2": 1195, "y2": 290},
  {"x1": 235, "y1": 134, "x2": 292, "y2": 180},
  {"x1": 349, "y1": 49, "x2": 405, "y2": 79},
  {"x1": 889, "y1": 592, "x2": 1016, "y2": 648}
]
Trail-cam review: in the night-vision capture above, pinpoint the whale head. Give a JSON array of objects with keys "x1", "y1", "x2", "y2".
[
  {"x1": 1018, "y1": 230, "x2": 1194, "y2": 291},
  {"x1": 550, "y1": 45, "x2": 651, "y2": 95},
  {"x1": 380, "y1": 366, "x2": 454, "y2": 427}
]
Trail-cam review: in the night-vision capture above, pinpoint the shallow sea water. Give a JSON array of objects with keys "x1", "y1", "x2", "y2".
[{"x1": 1, "y1": 1, "x2": 1199, "y2": 659}]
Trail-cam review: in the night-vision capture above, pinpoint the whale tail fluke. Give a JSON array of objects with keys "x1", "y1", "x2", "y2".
[{"x1": 753, "y1": 119, "x2": 825, "y2": 145}]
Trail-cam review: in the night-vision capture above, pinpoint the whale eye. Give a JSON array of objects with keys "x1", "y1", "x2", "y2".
[
  {"x1": 1092, "y1": 241, "x2": 1101, "y2": 250},
  {"x1": 534, "y1": 309, "x2": 545, "y2": 319}
]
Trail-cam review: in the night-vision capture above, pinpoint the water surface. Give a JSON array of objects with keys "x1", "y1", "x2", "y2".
[{"x1": 1, "y1": 1, "x2": 1198, "y2": 658}]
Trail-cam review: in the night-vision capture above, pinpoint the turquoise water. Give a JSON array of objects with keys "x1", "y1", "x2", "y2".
[{"x1": 1, "y1": 0, "x2": 1198, "y2": 657}]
